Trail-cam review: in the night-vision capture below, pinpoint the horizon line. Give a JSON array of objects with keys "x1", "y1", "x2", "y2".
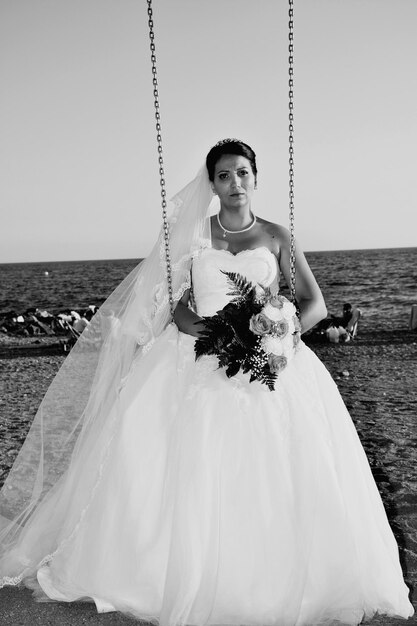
[{"x1": 1, "y1": 244, "x2": 416, "y2": 266}]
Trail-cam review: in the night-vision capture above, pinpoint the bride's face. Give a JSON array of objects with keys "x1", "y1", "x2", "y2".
[{"x1": 212, "y1": 154, "x2": 256, "y2": 210}]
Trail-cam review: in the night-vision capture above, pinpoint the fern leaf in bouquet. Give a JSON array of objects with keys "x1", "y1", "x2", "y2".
[
  {"x1": 221, "y1": 271, "x2": 257, "y2": 305},
  {"x1": 194, "y1": 315, "x2": 234, "y2": 359}
]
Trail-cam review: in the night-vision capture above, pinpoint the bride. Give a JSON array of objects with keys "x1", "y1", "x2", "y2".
[{"x1": 0, "y1": 139, "x2": 413, "y2": 625}]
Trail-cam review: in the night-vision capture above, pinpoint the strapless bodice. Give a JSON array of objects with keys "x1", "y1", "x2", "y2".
[{"x1": 192, "y1": 246, "x2": 278, "y2": 317}]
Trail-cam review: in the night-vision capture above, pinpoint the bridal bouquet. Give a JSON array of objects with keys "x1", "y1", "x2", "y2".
[{"x1": 194, "y1": 271, "x2": 301, "y2": 391}]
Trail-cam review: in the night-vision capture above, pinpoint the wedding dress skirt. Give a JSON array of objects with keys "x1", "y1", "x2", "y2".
[{"x1": 2, "y1": 248, "x2": 414, "y2": 625}]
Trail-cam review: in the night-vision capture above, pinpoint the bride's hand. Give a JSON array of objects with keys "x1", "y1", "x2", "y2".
[{"x1": 173, "y1": 299, "x2": 206, "y2": 338}]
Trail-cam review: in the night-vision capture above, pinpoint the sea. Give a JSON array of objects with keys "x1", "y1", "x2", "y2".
[{"x1": 1, "y1": 247, "x2": 416, "y2": 333}]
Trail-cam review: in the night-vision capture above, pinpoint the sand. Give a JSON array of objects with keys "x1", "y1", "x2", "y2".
[{"x1": 0, "y1": 331, "x2": 416, "y2": 624}]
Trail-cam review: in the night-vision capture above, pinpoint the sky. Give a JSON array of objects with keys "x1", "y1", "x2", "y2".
[{"x1": 1, "y1": 0, "x2": 416, "y2": 263}]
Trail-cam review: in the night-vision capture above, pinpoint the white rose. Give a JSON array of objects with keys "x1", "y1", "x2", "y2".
[
  {"x1": 282, "y1": 300, "x2": 296, "y2": 319},
  {"x1": 287, "y1": 318, "x2": 295, "y2": 335},
  {"x1": 262, "y1": 302, "x2": 284, "y2": 322},
  {"x1": 261, "y1": 335, "x2": 284, "y2": 356}
]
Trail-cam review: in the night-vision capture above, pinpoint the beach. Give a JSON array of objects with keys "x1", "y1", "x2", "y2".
[{"x1": 0, "y1": 330, "x2": 416, "y2": 624}]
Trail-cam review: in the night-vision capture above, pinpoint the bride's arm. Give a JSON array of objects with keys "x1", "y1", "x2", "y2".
[
  {"x1": 274, "y1": 226, "x2": 327, "y2": 334},
  {"x1": 174, "y1": 289, "x2": 206, "y2": 337}
]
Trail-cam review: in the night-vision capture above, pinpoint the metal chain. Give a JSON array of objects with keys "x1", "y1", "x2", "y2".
[
  {"x1": 147, "y1": 0, "x2": 294, "y2": 311},
  {"x1": 147, "y1": 0, "x2": 174, "y2": 319},
  {"x1": 288, "y1": 0, "x2": 296, "y2": 304}
]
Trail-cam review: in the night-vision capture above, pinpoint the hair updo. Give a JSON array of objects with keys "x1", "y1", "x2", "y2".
[{"x1": 206, "y1": 139, "x2": 257, "y2": 183}]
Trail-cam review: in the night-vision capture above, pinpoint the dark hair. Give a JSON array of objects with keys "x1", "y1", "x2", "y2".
[{"x1": 206, "y1": 139, "x2": 257, "y2": 183}]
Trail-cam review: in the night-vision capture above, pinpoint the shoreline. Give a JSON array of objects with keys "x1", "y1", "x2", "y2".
[{"x1": 0, "y1": 328, "x2": 415, "y2": 359}]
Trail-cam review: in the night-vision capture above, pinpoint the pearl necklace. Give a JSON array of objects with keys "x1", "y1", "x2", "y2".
[{"x1": 217, "y1": 212, "x2": 257, "y2": 238}]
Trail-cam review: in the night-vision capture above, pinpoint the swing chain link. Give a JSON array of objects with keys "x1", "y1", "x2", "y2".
[
  {"x1": 288, "y1": 0, "x2": 296, "y2": 304},
  {"x1": 147, "y1": 0, "x2": 175, "y2": 319}
]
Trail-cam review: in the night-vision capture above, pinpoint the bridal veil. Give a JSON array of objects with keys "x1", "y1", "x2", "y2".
[{"x1": 0, "y1": 166, "x2": 215, "y2": 586}]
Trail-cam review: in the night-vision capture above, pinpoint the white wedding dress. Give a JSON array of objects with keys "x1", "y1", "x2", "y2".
[{"x1": 6, "y1": 247, "x2": 414, "y2": 625}]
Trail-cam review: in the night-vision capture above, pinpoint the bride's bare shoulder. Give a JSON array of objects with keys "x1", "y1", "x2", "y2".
[{"x1": 257, "y1": 217, "x2": 291, "y2": 251}]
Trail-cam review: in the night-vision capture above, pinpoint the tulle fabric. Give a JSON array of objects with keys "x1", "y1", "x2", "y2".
[
  {"x1": 1, "y1": 246, "x2": 413, "y2": 625},
  {"x1": 22, "y1": 327, "x2": 415, "y2": 625},
  {"x1": 0, "y1": 165, "x2": 216, "y2": 586}
]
